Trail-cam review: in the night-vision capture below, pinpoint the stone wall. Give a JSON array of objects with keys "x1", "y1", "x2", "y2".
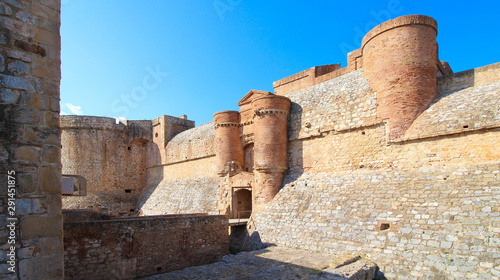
[
  {"x1": 0, "y1": 0, "x2": 63, "y2": 279},
  {"x1": 138, "y1": 122, "x2": 219, "y2": 215},
  {"x1": 248, "y1": 63, "x2": 500, "y2": 279},
  {"x1": 61, "y1": 116, "x2": 152, "y2": 216},
  {"x1": 63, "y1": 214, "x2": 229, "y2": 279}
]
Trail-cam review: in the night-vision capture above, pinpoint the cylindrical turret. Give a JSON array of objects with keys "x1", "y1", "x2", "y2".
[
  {"x1": 251, "y1": 95, "x2": 291, "y2": 208},
  {"x1": 362, "y1": 15, "x2": 438, "y2": 139},
  {"x1": 214, "y1": 111, "x2": 244, "y2": 176}
]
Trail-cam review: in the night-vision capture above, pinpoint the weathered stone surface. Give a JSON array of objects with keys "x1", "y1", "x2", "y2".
[
  {"x1": 7, "y1": 60, "x2": 28, "y2": 74},
  {"x1": 0, "y1": 88, "x2": 20, "y2": 104},
  {"x1": 0, "y1": 54, "x2": 5, "y2": 72},
  {"x1": 0, "y1": 74, "x2": 35, "y2": 91},
  {"x1": 321, "y1": 259, "x2": 378, "y2": 280},
  {"x1": 0, "y1": 2, "x2": 13, "y2": 15},
  {"x1": 143, "y1": 246, "x2": 379, "y2": 280},
  {"x1": 64, "y1": 215, "x2": 229, "y2": 279},
  {"x1": 20, "y1": 215, "x2": 62, "y2": 239}
]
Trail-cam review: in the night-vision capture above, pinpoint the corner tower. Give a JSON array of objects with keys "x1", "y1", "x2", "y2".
[{"x1": 362, "y1": 15, "x2": 438, "y2": 139}]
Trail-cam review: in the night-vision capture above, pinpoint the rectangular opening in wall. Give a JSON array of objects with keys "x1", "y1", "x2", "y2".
[
  {"x1": 379, "y1": 223, "x2": 390, "y2": 231},
  {"x1": 62, "y1": 175, "x2": 87, "y2": 196},
  {"x1": 125, "y1": 189, "x2": 132, "y2": 193}
]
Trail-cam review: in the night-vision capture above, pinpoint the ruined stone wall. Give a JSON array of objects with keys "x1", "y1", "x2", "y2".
[
  {"x1": 249, "y1": 63, "x2": 500, "y2": 279},
  {"x1": 61, "y1": 116, "x2": 152, "y2": 216},
  {"x1": 138, "y1": 122, "x2": 219, "y2": 215},
  {"x1": 0, "y1": 0, "x2": 63, "y2": 279},
  {"x1": 63, "y1": 214, "x2": 228, "y2": 279}
]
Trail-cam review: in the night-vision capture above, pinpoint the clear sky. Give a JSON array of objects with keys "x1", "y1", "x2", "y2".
[{"x1": 60, "y1": 0, "x2": 500, "y2": 126}]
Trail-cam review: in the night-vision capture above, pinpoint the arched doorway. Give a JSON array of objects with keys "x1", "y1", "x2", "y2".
[{"x1": 234, "y1": 189, "x2": 252, "y2": 218}]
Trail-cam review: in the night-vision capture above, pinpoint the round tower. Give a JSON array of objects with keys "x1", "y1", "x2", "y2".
[
  {"x1": 251, "y1": 95, "x2": 291, "y2": 209},
  {"x1": 213, "y1": 111, "x2": 244, "y2": 176},
  {"x1": 362, "y1": 15, "x2": 438, "y2": 139}
]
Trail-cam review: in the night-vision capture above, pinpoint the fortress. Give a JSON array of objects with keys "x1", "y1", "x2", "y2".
[{"x1": 0, "y1": 3, "x2": 499, "y2": 280}]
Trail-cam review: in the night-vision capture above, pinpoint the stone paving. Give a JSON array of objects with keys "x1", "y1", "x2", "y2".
[{"x1": 142, "y1": 246, "x2": 379, "y2": 280}]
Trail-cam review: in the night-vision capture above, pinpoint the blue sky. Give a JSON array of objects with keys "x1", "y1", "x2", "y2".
[{"x1": 61, "y1": 0, "x2": 500, "y2": 125}]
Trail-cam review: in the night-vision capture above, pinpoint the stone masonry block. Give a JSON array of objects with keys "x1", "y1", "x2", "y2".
[
  {"x1": 14, "y1": 146, "x2": 41, "y2": 163},
  {"x1": 44, "y1": 111, "x2": 59, "y2": 128},
  {"x1": 19, "y1": 254, "x2": 63, "y2": 279},
  {"x1": 32, "y1": 2, "x2": 60, "y2": 23},
  {"x1": 0, "y1": 74, "x2": 35, "y2": 91},
  {"x1": 38, "y1": 236, "x2": 63, "y2": 257},
  {"x1": 27, "y1": 93, "x2": 48, "y2": 110},
  {"x1": 39, "y1": 165, "x2": 61, "y2": 194},
  {"x1": 48, "y1": 96, "x2": 59, "y2": 112},
  {"x1": 0, "y1": 17, "x2": 32, "y2": 37},
  {"x1": 0, "y1": 89, "x2": 21, "y2": 104},
  {"x1": 41, "y1": 0, "x2": 60, "y2": 11},
  {"x1": 33, "y1": 56, "x2": 60, "y2": 80},
  {"x1": 0, "y1": 53, "x2": 5, "y2": 72},
  {"x1": 1, "y1": 0, "x2": 29, "y2": 9},
  {"x1": 20, "y1": 215, "x2": 62, "y2": 240},
  {"x1": 43, "y1": 78, "x2": 60, "y2": 96},
  {"x1": 0, "y1": 2, "x2": 13, "y2": 15},
  {"x1": 42, "y1": 145, "x2": 60, "y2": 164},
  {"x1": 8, "y1": 61, "x2": 29, "y2": 75},
  {"x1": 33, "y1": 27, "x2": 60, "y2": 48},
  {"x1": 18, "y1": 172, "x2": 37, "y2": 194}
]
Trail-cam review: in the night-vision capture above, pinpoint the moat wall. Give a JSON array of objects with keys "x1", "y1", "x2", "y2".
[
  {"x1": 63, "y1": 214, "x2": 228, "y2": 279},
  {"x1": 249, "y1": 63, "x2": 500, "y2": 279}
]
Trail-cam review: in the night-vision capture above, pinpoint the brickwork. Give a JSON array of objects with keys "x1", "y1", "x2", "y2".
[
  {"x1": 63, "y1": 215, "x2": 229, "y2": 279},
  {"x1": 0, "y1": 0, "x2": 63, "y2": 279},
  {"x1": 362, "y1": 15, "x2": 438, "y2": 140}
]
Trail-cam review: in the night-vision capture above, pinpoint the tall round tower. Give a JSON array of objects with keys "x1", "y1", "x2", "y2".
[
  {"x1": 213, "y1": 111, "x2": 244, "y2": 176},
  {"x1": 362, "y1": 15, "x2": 438, "y2": 139},
  {"x1": 251, "y1": 95, "x2": 291, "y2": 209}
]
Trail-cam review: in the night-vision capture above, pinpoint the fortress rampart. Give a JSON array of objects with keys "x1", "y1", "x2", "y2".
[{"x1": 57, "y1": 14, "x2": 500, "y2": 279}]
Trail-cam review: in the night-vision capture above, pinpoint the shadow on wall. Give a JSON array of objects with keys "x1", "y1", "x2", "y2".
[
  {"x1": 229, "y1": 225, "x2": 276, "y2": 254},
  {"x1": 133, "y1": 140, "x2": 163, "y2": 215},
  {"x1": 284, "y1": 101, "x2": 304, "y2": 185}
]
